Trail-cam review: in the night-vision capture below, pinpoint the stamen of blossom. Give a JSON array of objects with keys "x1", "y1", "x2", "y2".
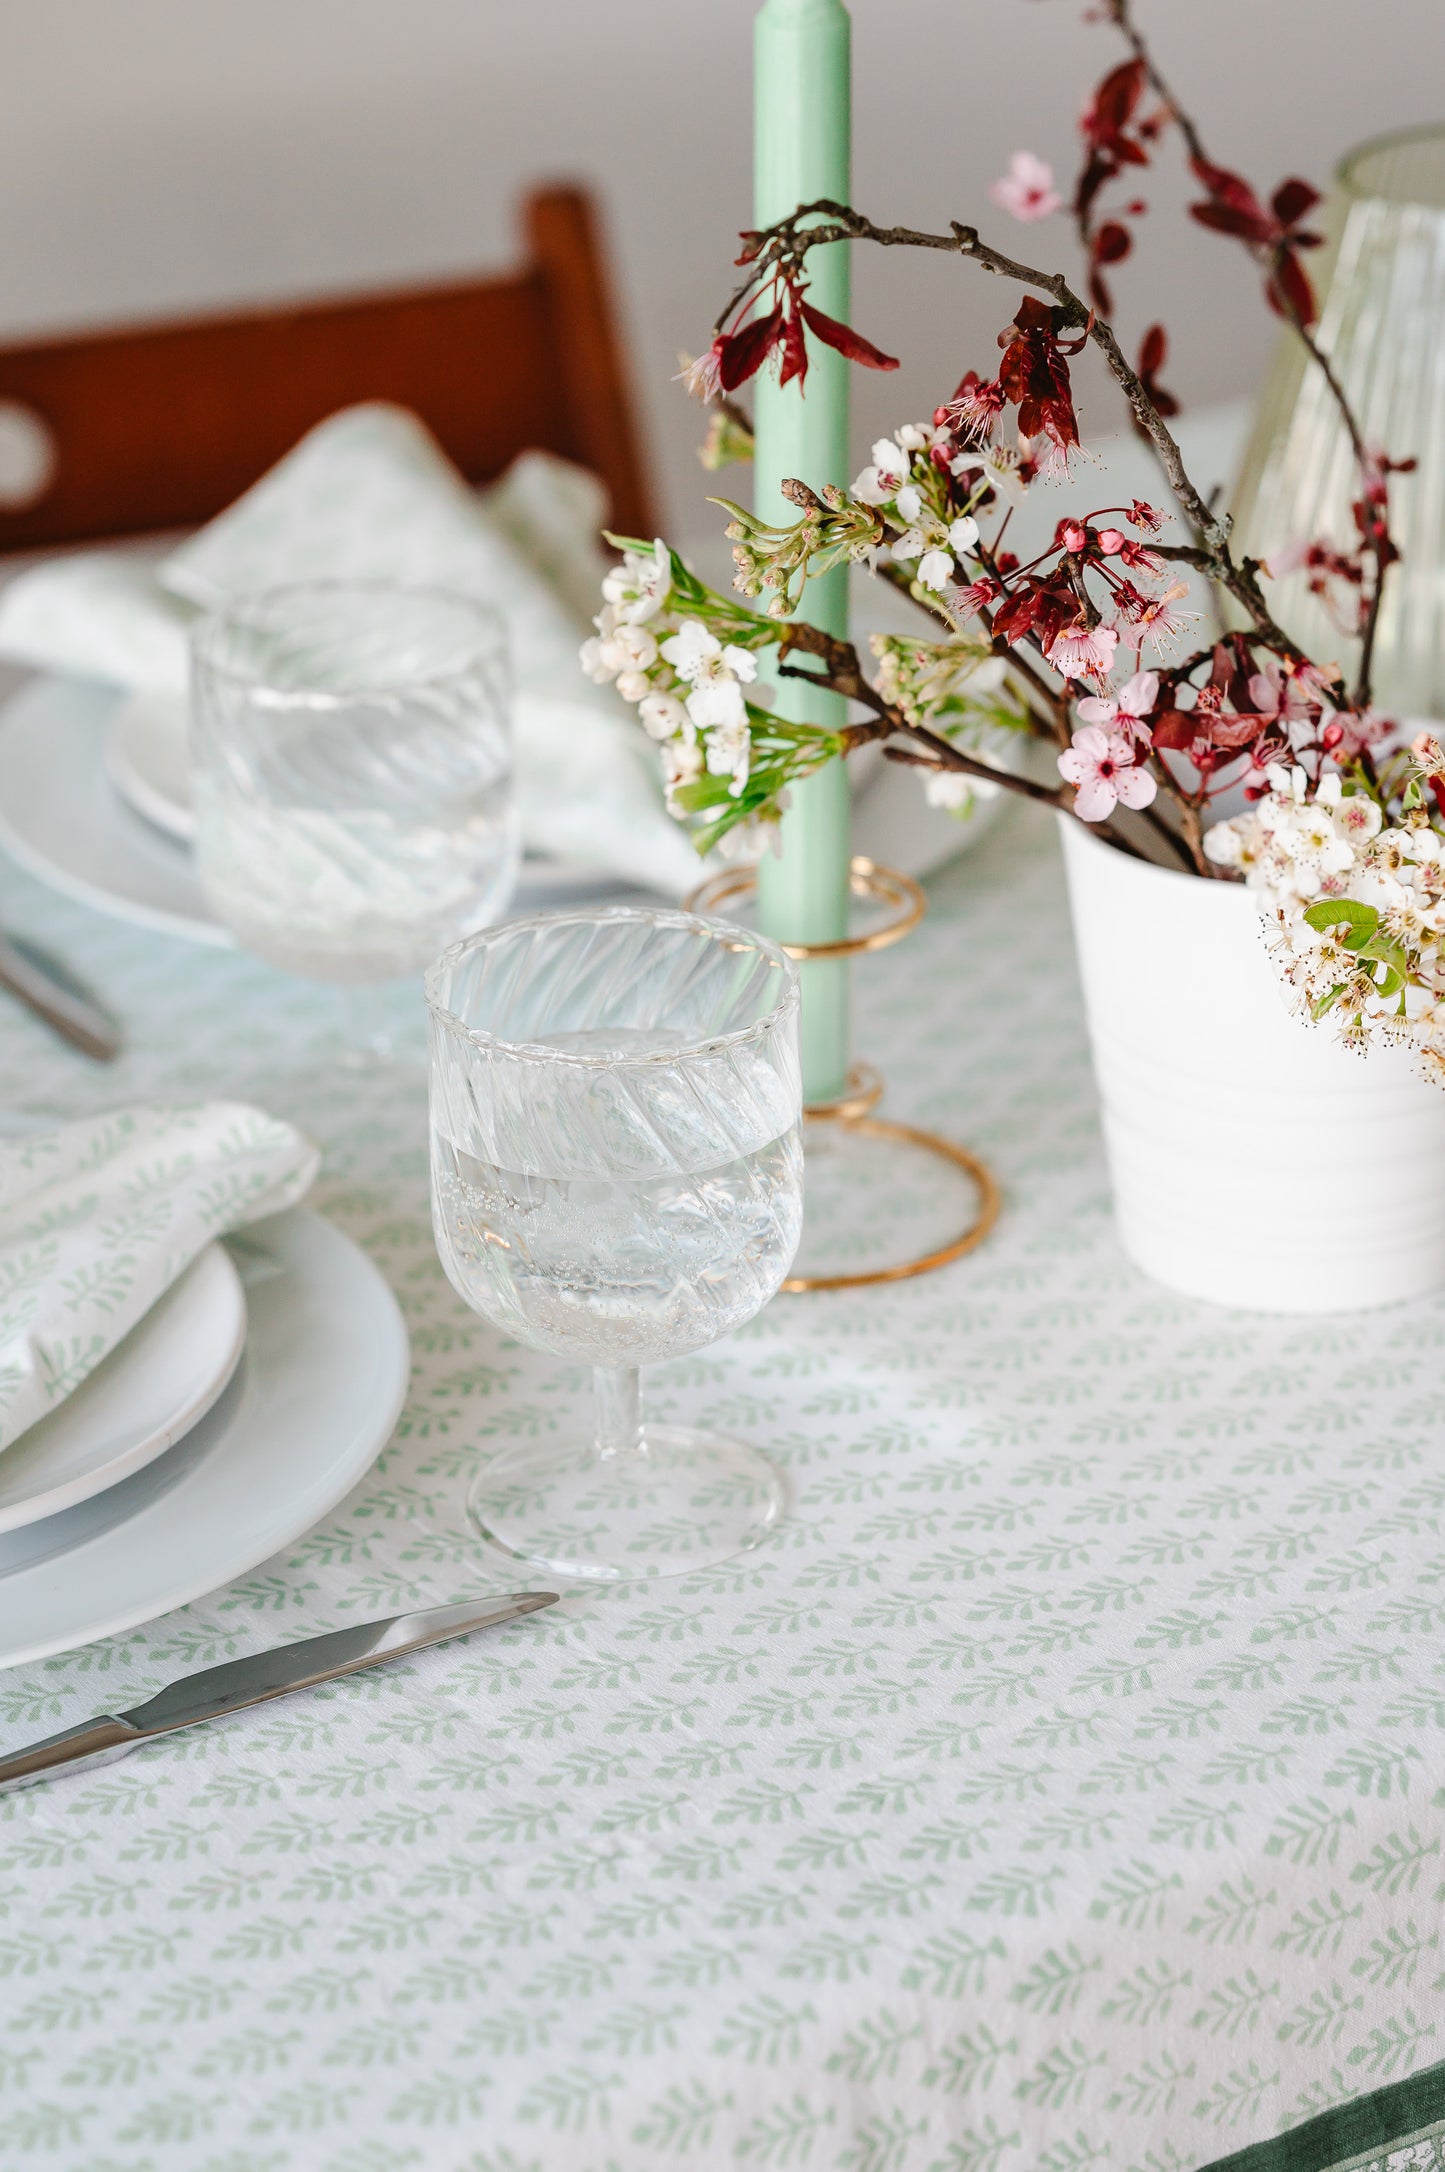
[
  {"x1": 677, "y1": 343, "x2": 725, "y2": 403},
  {"x1": 951, "y1": 576, "x2": 1002, "y2": 622},
  {"x1": 942, "y1": 375, "x2": 1007, "y2": 443}
]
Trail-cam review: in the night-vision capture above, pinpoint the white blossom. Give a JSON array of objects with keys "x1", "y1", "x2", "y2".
[{"x1": 601, "y1": 538, "x2": 673, "y2": 623}]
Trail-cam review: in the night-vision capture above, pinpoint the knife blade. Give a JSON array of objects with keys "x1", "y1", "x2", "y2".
[
  {"x1": 0, "y1": 1590, "x2": 559, "y2": 1795},
  {"x1": 0, "y1": 932, "x2": 121, "y2": 1062}
]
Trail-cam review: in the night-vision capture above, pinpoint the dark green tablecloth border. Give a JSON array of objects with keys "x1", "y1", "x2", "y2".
[{"x1": 1197, "y1": 2062, "x2": 1445, "y2": 2172}]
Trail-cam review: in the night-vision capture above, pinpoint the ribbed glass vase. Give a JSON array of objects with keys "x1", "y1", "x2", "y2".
[{"x1": 1230, "y1": 124, "x2": 1445, "y2": 717}]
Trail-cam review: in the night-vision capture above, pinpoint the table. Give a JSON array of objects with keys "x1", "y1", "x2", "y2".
[{"x1": 2, "y1": 798, "x2": 1444, "y2": 2172}]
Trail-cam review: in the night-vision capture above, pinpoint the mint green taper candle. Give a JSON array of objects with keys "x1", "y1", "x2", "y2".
[{"x1": 753, "y1": 0, "x2": 852, "y2": 1105}]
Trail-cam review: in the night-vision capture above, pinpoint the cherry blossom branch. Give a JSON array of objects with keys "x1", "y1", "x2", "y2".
[
  {"x1": 772, "y1": 624, "x2": 1166, "y2": 867},
  {"x1": 873, "y1": 554, "x2": 1070, "y2": 746},
  {"x1": 746, "y1": 197, "x2": 1304, "y2": 666}
]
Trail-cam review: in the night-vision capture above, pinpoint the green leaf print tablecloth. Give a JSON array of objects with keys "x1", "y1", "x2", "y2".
[{"x1": 3, "y1": 801, "x2": 1445, "y2": 2172}]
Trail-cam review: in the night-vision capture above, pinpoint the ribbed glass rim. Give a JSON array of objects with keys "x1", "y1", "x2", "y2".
[
  {"x1": 1337, "y1": 122, "x2": 1445, "y2": 207},
  {"x1": 425, "y1": 904, "x2": 801, "y2": 1069},
  {"x1": 190, "y1": 580, "x2": 508, "y2": 701}
]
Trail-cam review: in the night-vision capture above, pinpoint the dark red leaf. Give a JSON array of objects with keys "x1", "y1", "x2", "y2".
[
  {"x1": 1190, "y1": 201, "x2": 1270, "y2": 243},
  {"x1": 1087, "y1": 58, "x2": 1146, "y2": 145},
  {"x1": 777, "y1": 306, "x2": 809, "y2": 389},
  {"x1": 797, "y1": 301, "x2": 900, "y2": 372},
  {"x1": 1271, "y1": 177, "x2": 1320, "y2": 228},
  {"x1": 1151, "y1": 709, "x2": 1203, "y2": 752},
  {"x1": 992, "y1": 589, "x2": 1040, "y2": 644},
  {"x1": 1138, "y1": 323, "x2": 1167, "y2": 377},
  {"x1": 718, "y1": 306, "x2": 784, "y2": 391},
  {"x1": 1093, "y1": 221, "x2": 1132, "y2": 265},
  {"x1": 1189, "y1": 154, "x2": 1266, "y2": 222},
  {"x1": 1267, "y1": 246, "x2": 1317, "y2": 327}
]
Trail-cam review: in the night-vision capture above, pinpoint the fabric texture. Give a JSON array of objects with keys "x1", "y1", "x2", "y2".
[
  {"x1": 1, "y1": 808, "x2": 1443, "y2": 2170},
  {"x1": 0, "y1": 1101, "x2": 316, "y2": 1450}
]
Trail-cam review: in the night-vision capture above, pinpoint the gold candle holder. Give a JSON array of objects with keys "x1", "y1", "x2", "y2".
[{"x1": 685, "y1": 856, "x2": 999, "y2": 1290}]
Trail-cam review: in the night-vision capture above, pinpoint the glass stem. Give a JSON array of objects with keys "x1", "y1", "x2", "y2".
[{"x1": 593, "y1": 1366, "x2": 645, "y2": 1460}]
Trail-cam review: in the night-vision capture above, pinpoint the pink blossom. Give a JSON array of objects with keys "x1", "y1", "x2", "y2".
[
  {"x1": 989, "y1": 152, "x2": 1063, "y2": 223},
  {"x1": 1058, "y1": 520, "x2": 1089, "y2": 553},
  {"x1": 1046, "y1": 621, "x2": 1120, "y2": 681},
  {"x1": 1263, "y1": 537, "x2": 1311, "y2": 580},
  {"x1": 1097, "y1": 528, "x2": 1125, "y2": 555},
  {"x1": 1058, "y1": 725, "x2": 1159, "y2": 821},
  {"x1": 1246, "y1": 658, "x2": 1312, "y2": 725},
  {"x1": 1076, "y1": 668, "x2": 1159, "y2": 744},
  {"x1": 943, "y1": 375, "x2": 1007, "y2": 442},
  {"x1": 1334, "y1": 706, "x2": 1391, "y2": 758},
  {"x1": 1128, "y1": 499, "x2": 1164, "y2": 533},
  {"x1": 677, "y1": 342, "x2": 725, "y2": 403},
  {"x1": 1117, "y1": 537, "x2": 1163, "y2": 574},
  {"x1": 951, "y1": 575, "x2": 1001, "y2": 621}
]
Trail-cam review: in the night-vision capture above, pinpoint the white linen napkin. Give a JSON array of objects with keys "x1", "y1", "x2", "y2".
[
  {"x1": 0, "y1": 1101, "x2": 318, "y2": 1451},
  {"x1": 0, "y1": 406, "x2": 701, "y2": 895}
]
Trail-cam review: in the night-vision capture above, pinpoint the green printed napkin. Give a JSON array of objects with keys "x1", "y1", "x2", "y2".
[{"x1": 0, "y1": 1101, "x2": 317, "y2": 1449}]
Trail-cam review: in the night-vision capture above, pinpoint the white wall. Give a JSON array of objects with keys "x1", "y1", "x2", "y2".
[{"x1": 0, "y1": 0, "x2": 1437, "y2": 530}]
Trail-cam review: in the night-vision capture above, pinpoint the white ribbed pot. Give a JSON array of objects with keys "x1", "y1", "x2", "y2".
[{"x1": 1059, "y1": 815, "x2": 1445, "y2": 1311}]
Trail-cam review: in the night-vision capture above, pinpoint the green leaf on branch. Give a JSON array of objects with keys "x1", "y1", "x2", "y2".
[
  {"x1": 669, "y1": 703, "x2": 845, "y2": 857},
  {"x1": 1301, "y1": 900, "x2": 1379, "y2": 949}
]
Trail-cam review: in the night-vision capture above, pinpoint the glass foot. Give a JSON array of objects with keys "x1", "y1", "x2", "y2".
[{"x1": 466, "y1": 1430, "x2": 786, "y2": 1583}]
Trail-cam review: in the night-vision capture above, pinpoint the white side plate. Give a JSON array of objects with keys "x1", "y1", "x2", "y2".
[
  {"x1": 107, "y1": 687, "x2": 194, "y2": 843},
  {"x1": 0, "y1": 1206, "x2": 410, "y2": 1669},
  {"x1": 0, "y1": 1242, "x2": 246, "y2": 1536}
]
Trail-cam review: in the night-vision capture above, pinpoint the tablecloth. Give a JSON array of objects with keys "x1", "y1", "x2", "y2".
[{"x1": 2, "y1": 801, "x2": 1445, "y2": 2172}]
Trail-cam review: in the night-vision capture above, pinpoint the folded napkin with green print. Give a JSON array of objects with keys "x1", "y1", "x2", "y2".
[{"x1": 0, "y1": 1102, "x2": 317, "y2": 1449}]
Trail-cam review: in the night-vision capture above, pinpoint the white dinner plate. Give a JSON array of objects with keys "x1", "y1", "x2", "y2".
[
  {"x1": 0, "y1": 675, "x2": 632, "y2": 949},
  {"x1": 0, "y1": 1206, "x2": 409, "y2": 1669},
  {"x1": 0, "y1": 1241, "x2": 246, "y2": 1537}
]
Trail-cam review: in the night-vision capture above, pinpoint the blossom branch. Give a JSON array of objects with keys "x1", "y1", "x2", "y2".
[
  {"x1": 741, "y1": 197, "x2": 1303, "y2": 664},
  {"x1": 771, "y1": 622, "x2": 1178, "y2": 868}
]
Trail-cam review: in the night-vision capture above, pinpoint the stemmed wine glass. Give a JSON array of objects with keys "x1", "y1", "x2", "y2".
[
  {"x1": 426, "y1": 905, "x2": 803, "y2": 1581},
  {"x1": 190, "y1": 581, "x2": 518, "y2": 1057}
]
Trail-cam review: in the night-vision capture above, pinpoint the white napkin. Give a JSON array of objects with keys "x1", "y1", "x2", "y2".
[
  {"x1": 0, "y1": 405, "x2": 701, "y2": 896},
  {"x1": 0, "y1": 1101, "x2": 318, "y2": 1451}
]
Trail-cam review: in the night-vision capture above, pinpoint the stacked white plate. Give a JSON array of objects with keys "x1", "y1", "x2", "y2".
[{"x1": 0, "y1": 1205, "x2": 410, "y2": 1669}]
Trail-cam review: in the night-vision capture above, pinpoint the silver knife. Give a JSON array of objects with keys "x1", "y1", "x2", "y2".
[
  {"x1": 0, "y1": 1591, "x2": 559, "y2": 1794},
  {"x1": 0, "y1": 931, "x2": 121, "y2": 1062}
]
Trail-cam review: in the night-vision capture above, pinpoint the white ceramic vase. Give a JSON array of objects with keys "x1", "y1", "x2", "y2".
[{"x1": 1059, "y1": 816, "x2": 1445, "y2": 1311}]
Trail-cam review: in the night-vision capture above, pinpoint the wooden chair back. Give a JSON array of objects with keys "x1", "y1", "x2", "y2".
[{"x1": 0, "y1": 185, "x2": 653, "y2": 551}]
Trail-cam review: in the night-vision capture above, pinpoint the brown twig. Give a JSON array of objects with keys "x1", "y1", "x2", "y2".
[{"x1": 770, "y1": 635, "x2": 1159, "y2": 865}]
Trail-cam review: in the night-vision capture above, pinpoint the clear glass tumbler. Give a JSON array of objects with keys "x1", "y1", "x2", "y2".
[
  {"x1": 426, "y1": 906, "x2": 803, "y2": 1581},
  {"x1": 190, "y1": 583, "x2": 518, "y2": 1024}
]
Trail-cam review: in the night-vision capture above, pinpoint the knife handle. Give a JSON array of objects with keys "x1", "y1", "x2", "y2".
[{"x1": 0, "y1": 1716, "x2": 144, "y2": 1794}]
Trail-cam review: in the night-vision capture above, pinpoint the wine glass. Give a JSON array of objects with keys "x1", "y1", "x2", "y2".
[
  {"x1": 426, "y1": 905, "x2": 803, "y2": 1581},
  {"x1": 190, "y1": 582, "x2": 518, "y2": 1055}
]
